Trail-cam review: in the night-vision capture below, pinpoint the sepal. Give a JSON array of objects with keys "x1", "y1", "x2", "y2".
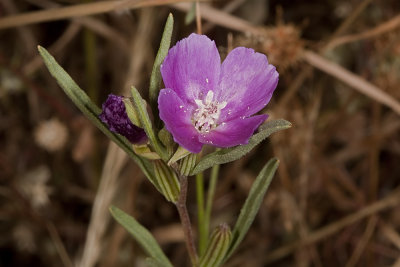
[
  {"x1": 123, "y1": 97, "x2": 142, "y2": 127},
  {"x1": 152, "y1": 160, "x2": 180, "y2": 203},
  {"x1": 168, "y1": 146, "x2": 191, "y2": 166},
  {"x1": 179, "y1": 153, "x2": 197, "y2": 176}
]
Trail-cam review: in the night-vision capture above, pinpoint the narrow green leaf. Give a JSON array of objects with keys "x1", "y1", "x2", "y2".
[
  {"x1": 158, "y1": 127, "x2": 175, "y2": 157},
  {"x1": 131, "y1": 86, "x2": 168, "y2": 161},
  {"x1": 37, "y1": 46, "x2": 154, "y2": 180},
  {"x1": 224, "y1": 158, "x2": 279, "y2": 261},
  {"x1": 145, "y1": 258, "x2": 165, "y2": 267},
  {"x1": 149, "y1": 14, "x2": 173, "y2": 113},
  {"x1": 110, "y1": 206, "x2": 173, "y2": 267},
  {"x1": 190, "y1": 119, "x2": 291, "y2": 175},
  {"x1": 184, "y1": 3, "x2": 196, "y2": 25}
]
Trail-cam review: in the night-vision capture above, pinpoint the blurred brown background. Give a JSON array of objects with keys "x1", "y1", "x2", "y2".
[{"x1": 1, "y1": 0, "x2": 400, "y2": 266}]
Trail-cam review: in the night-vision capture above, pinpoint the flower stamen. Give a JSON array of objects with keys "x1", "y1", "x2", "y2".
[{"x1": 193, "y1": 91, "x2": 227, "y2": 133}]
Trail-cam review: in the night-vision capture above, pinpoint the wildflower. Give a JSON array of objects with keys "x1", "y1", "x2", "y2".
[
  {"x1": 99, "y1": 94, "x2": 147, "y2": 144},
  {"x1": 158, "y1": 34, "x2": 279, "y2": 153}
]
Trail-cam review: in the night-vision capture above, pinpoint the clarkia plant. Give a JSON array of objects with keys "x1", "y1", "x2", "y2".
[{"x1": 39, "y1": 14, "x2": 291, "y2": 267}]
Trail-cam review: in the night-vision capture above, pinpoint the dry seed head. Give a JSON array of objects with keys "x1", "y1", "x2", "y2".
[
  {"x1": 235, "y1": 24, "x2": 304, "y2": 71},
  {"x1": 34, "y1": 117, "x2": 68, "y2": 152}
]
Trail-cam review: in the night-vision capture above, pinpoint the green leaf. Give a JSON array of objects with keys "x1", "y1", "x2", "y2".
[
  {"x1": 184, "y1": 3, "x2": 196, "y2": 25},
  {"x1": 149, "y1": 14, "x2": 173, "y2": 115},
  {"x1": 110, "y1": 206, "x2": 173, "y2": 267},
  {"x1": 145, "y1": 258, "x2": 165, "y2": 267},
  {"x1": 130, "y1": 86, "x2": 168, "y2": 161},
  {"x1": 38, "y1": 46, "x2": 154, "y2": 179},
  {"x1": 190, "y1": 119, "x2": 291, "y2": 175},
  {"x1": 158, "y1": 127, "x2": 175, "y2": 157},
  {"x1": 224, "y1": 158, "x2": 279, "y2": 261}
]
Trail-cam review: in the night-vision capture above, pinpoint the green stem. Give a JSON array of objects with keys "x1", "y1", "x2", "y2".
[
  {"x1": 204, "y1": 158, "x2": 220, "y2": 247},
  {"x1": 196, "y1": 172, "x2": 206, "y2": 255}
]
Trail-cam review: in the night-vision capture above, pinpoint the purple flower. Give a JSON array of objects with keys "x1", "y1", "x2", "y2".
[
  {"x1": 158, "y1": 34, "x2": 279, "y2": 153},
  {"x1": 99, "y1": 94, "x2": 147, "y2": 144}
]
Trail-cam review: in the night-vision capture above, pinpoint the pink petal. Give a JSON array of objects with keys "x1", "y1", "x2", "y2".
[
  {"x1": 161, "y1": 34, "x2": 221, "y2": 105},
  {"x1": 199, "y1": 114, "x2": 268, "y2": 148},
  {"x1": 216, "y1": 47, "x2": 278, "y2": 122},
  {"x1": 158, "y1": 89, "x2": 203, "y2": 153}
]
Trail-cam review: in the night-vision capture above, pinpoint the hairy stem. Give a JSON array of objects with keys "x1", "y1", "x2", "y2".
[{"x1": 175, "y1": 168, "x2": 198, "y2": 266}]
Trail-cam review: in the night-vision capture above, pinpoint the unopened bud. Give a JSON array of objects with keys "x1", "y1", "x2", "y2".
[
  {"x1": 200, "y1": 223, "x2": 232, "y2": 267},
  {"x1": 179, "y1": 153, "x2": 197, "y2": 176},
  {"x1": 152, "y1": 160, "x2": 180, "y2": 203}
]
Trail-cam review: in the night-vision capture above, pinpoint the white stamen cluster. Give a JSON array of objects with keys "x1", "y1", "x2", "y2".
[{"x1": 193, "y1": 91, "x2": 227, "y2": 133}]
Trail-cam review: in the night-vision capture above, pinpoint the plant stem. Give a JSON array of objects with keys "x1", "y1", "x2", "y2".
[
  {"x1": 196, "y1": 172, "x2": 206, "y2": 255},
  {"x1": 204, "y1": 161, "x2": 220, "y2": 243},
  {"x1": 176, "y1": 171, "x2": 198, "y2": 266}
]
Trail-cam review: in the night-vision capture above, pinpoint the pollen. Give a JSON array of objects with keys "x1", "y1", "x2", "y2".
[{"x1": 193, "y1": 91, "x2": 227, "y2": 133}]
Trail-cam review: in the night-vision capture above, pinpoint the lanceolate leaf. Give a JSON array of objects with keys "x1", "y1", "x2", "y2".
[
  {"x1": 224, "y1": 158, "x2": 279, "y2": 261},
  {"x1": 130, "y1": 86, "x2": 168, "y2": 161},
  {"x1": 110, "y1": 206, "x2": 173, "y2": 267},
  {"x1": 190, "y1": 119, "x2": 291, "y2": 175},
  {"x1": 38, "y1": 46, "x2": 154, "y2": 179},
  {"x1": 149, "y1": 14, "x2": 174, "y2": 114},
  {"x1": 145, "y1": 258, "x2": 165, "y2": 267}
]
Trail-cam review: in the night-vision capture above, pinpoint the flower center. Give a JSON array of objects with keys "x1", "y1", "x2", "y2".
[{"x1": 193, "y1": 91, "x2": 227, "y2": 133}]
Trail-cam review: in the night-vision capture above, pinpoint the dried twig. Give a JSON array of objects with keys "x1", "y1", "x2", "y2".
[
  {"x1": 327, "y1": 14, "x2": 400, "y2": 50},
  {"x1": 46, "y1": 222, "x2": 74, "y2": 267},
  {"x1": 344, "y1": 216, "x2": 378, "y2": 267},
  {"x1": 302, "y1": 50, "x2": 400, "y2": 115},
  {"x1": 77, "y1": 143, "x2": 128, "y2": 267},
  {"x1": 380, "y1": 222, "x2": 400, "y2": 250},
  {"x1": 0, "y1": 0, "x2": 206, "y2": 29},
  {"x1": 77, "y1": 9, "x2": 155, "y2": 267},
  {"x1": 264, "y1": 189, "x2": 400, "y2": 264}
]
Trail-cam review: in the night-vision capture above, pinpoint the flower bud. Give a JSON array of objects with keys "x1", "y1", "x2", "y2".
[
  {"x1": 179, "y1": 153, "x2": 197, "y2": 176},
  {"x1": 99, "y1": 94, "x2": 147, "y2": 144},
  {"x1": 200, "y1": 223, "x2": 232, "y2": 267},
  {"x1": 152, "y1": 160, "x2": 180, "y2": 203}
]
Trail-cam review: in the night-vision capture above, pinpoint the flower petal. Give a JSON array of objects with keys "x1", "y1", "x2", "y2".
[
  {"x1": 199, "y1": 114, "x2": 268, "y2": 147},
  {"x1": 216, "y1": 47, "x2": 278, "y2": 122},
  {"x1": 161, "y1": 34, "x2": 221, "y2": 105},
  {"x1": 158, "y1": 89, "x2": 203, "y2": 153}
]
